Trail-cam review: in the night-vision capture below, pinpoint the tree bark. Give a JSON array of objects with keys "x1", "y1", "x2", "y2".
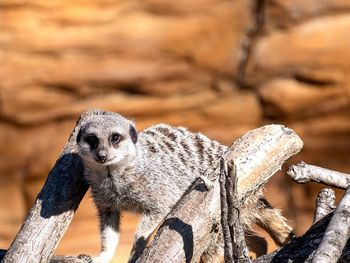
[
  {"x1": 313, "y1": 188, "x2": 335, "y2": 224},
  {"x1": 0, "y1": 252, "x2": 93, "y2": 263},
  {"x1": 220, "y1": 159, "x2": 234, "y2": 263},
  {"x1": 135, "y1": 125, "x2": 303, "y2": 263},
  {"x1": 220, "y1": 160, "x2": 250, "y2": 263},
  {"x1": 288, "y1": 162, "x2": 350, "y2": 189},
  {"x1": 2, "y1": 109, "x2": 113, "y2": 263}
]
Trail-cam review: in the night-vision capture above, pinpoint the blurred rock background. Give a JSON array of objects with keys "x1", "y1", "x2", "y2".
[{"x1": 1, "y1": 0, "x2": 350, "y2": 262}]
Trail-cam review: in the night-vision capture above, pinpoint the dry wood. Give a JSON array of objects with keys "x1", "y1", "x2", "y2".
[
  {"x1": 254, "y1": 165, "x2": 350, "y2": 263},
  {"x1": 253, "y1": 212, "x2": 347, "y2": 263},
  {"x1": 313, "y1": 188, "x2": 336, "y2": 224},
  {"x1": 256, "y1": 213, "x2": 350, "y2": 263},
  {"x1": 2, "y1": 109, "x2": 112, "y2": 263},
  {"x1": 288, "y1": 162, "x2": 350, "y2": 189},
  {"x1": 135, "y1": 125, "x2": 303, "y2": 263},
  {"x1": 254, "y1": 212, "x2": 350, "y2": 263},
  {"x1": 50, "y1": 254, "x2": 93, "y2": 263},
  {"x1": 0, "y1": 252, "x2": 93, "y2": 263},
  {"x1": 311, "y1": 186, "x2": 350, "y2": 263},
  {"x1": 220, "y1": 159, "x2": 234, "y2": 263},
  {"x1": 220, "y1": 160, "x2": 250, "y2": 263}
]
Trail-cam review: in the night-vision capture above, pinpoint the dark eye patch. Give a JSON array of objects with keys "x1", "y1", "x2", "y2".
[
  {"x1": 111, "y1": 133, "x2": 122, "y2": 144},
  {"x1": 85, "y1": 134, "x2": 99, "y2": 149}
]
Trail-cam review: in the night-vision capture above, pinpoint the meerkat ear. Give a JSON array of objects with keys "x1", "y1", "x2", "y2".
[{"x1": 129, "y1": 125, "x2": 138, "y2": 144}]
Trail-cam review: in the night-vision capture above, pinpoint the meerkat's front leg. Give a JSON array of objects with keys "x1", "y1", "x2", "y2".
[
  {"x1": 93, "y1": 206, "x2": 121, "y2": 263},
  {"x1": 128, "y1": 212, "x2": 166, "y2": 263}
]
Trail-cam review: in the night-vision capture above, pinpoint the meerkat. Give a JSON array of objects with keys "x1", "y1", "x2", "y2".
[{"x1": 76, "y1": 111, "x2": 293, "y2": 263}]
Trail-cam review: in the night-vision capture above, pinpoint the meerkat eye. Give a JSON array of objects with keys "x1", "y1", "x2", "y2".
[
  {"x1": 85, "y1": 134, "x2": 99, "y2": 149},
  {"x1": 111, "y1": 133, "x2": 122, "y2": 144}
]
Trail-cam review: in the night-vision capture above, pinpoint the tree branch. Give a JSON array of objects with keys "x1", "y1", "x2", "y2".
[
  {"x1": 288, "y1": 162, "x2": 350, "y2": 189},
  {"x1": 313, "y1": 188, "x2": 335, "y2": 224},
  {"x1": 310, "y1": 186, "x2": 350, "y2": 263},
  {"x1": 254, "y1": 164, "x2": 350, "y2": 263}
]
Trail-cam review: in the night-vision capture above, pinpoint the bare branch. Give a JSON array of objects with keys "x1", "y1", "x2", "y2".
[
  {"x1": 254, "y1": 165, "x2": 350, "y2": 263},
  {"x1": 313, "y1": 188, "x2": 336, "y2": 224},
  {"x1": 288, "y1": 162, "x2": 350, "y2": 189},
  {"x1": 311, "y1": 187, "x2": 350, "y2": 263}
]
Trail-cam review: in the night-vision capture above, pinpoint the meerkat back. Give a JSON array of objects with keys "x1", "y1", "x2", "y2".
[{"x1": 134, "y1": 124, "x2": 228, "y2": 210}]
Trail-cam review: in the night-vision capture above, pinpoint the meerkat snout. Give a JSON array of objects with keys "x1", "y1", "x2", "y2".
[{"x1": 97, "y1": 149, "x2": 108, "y2": 163}]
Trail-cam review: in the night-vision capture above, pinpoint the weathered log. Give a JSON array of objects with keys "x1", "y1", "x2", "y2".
[
  {"x1": 2, "y1": 109, "x2": 112, "y2": 263},
  {"x1": 288, "y1": 162, "x2": 350, "y2": 189},
  {"x1": 135, "y1": 125, "x2": 303, "y2": 263}
]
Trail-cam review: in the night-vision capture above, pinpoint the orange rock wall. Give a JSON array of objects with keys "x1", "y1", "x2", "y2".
[{"x1": 1, "y1": 0, "x2": 350, "y2": 262}]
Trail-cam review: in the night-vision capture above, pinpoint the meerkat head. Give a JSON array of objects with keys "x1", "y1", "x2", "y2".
[{"x1": 76, "y1": 114, "x2": 138, "y2": 167}]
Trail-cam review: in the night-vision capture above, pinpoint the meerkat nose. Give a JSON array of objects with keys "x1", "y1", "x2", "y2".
[{"x1": 97, "y1": 150, "x2": 108, "y2": 163}]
